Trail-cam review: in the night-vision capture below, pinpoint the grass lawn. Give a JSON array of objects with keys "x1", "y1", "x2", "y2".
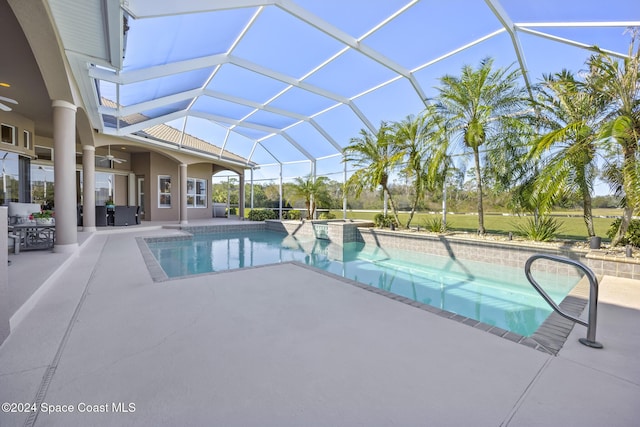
[{"x1": 343, "y1": 210, "x2": 619, "y2": 242}]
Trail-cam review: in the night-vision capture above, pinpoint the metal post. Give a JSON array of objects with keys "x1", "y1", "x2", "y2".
[
  {"x1": 278, "y1": 163, "x2": 283, "y2": 220},
  {"x1": 250, "y1": 168, "x2": 254, "y2": 210},
  {"x1": 343, "y1": 158, "x2": 347, "y2": 220},
  {"x1": 442, "y1": 181, "x2": 447, "y2": 229},
  {"x1": 311, "y1": 160, "x2": 316, "y2": 220}
]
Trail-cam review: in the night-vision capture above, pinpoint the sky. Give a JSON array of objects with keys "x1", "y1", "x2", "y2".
[{"x1": 112, "y1": 0, "x2": 639, "y2": 193}]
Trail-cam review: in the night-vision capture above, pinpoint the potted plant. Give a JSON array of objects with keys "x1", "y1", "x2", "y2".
[{"x1": 31, "y1": 210, "x2": 54, "y2": 226}]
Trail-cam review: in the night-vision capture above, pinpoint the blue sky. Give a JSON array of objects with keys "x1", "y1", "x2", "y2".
[{"x1": 115, "y1": 0, "x2": 639, "y2": 193}]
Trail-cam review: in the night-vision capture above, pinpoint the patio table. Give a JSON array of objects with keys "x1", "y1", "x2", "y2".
[{"x1": 9, "y1": 223, "x2": 55, "y2": 252}]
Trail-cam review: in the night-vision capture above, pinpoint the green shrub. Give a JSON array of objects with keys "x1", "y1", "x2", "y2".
[
  {"x1": 423, "y1": 217, "x2": 449, "y2": 233},
  {"x1": 606, "y1": 218, "x2": 640, "y2": 247},
  {"x1": 247, "y1": 209, "x2": 277, "y2": 221},
  {"x1": 227, "y1": 207, "x2": 237, "y2": 215},
  {"x1": 514, "y1": 216, "x2": 563, "y2": 242},
  {"x1": 318, "y1": 211, "x2": 336, "y2": 220},
  {"x1": 374, "y1": 213, "x2": 398, "y2": 228},
  {"x1": 287, "y1": 210, "x2": 302, "y2": 220}
]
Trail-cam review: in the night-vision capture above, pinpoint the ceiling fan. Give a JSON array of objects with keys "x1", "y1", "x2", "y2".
[
  {"x1": 96, "y1": 145, "x2": 127, "y2": 165},
  {"x1": 0, "y1": 95, "x2": 18, "y2": 112}
]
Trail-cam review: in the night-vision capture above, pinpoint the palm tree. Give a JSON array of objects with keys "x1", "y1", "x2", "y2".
[
  {"x1": 587, "y1": 33, "x2": 640, "y2": 246},
  {"x1": 529, "y1": 70, "x2": 606, "y2": 237},
  {"x1": 393, "y1": 107, "x2": 448, "y2": 228},
  {"x1": 435, "y1": 57, "x2": 526, "y2": 234},
  {"x1": 343, "y1": 122, "x2": 403, "y2": 227},
  {"x1": 289, "y1": 174, "x2": 329, "y2": 220}
]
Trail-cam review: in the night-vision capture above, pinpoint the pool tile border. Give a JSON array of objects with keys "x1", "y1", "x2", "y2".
[
  {"x1": 291, "y1": 261, "x2": 589, "y2": 356},
  {"x1": 136, "y1": 224, "x2": 589, "y2": 355},
  {"x1": 136, "y1": 236, "x2": 171, "y2": 282}
]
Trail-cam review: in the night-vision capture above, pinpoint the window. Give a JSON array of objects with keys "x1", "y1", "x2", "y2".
[
  {"x1": 23, "y1": 130, "x2": 30, "y2": 149},
  {"x1": 158, "y1": 175, "x2": 171, "y2": 208},
  {"x1": 35, "y1": 145, "x2": 53, "y2": 161},
  {"x1": 1, "y1": 150, "x2": 19, "y2": 205},
  {"x1": 187, "y1": 178, "x2": 207, "y2": 208},
  {"x1": 1, "y1": 124, "x2": 15, "y2": 145},
  {"x1": 94, "y1": 172, "x2": 114, "y2": 206}
]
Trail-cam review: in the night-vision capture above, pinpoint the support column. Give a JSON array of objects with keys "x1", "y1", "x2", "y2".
[
  {"x1": 82, "y1": 145, "x2": 96, "y2": 232},
  {"x1": 238, "y1": 172, "x2": 245, "y2": 219},
  {"x1": 128, "y1": 172, "x2": 136, "y2": 206},
  {"x1": 52, "y1": 100, "x2": 78, "y2": 253},
  {"x1": 179, "y1": 163, "x2": 188, "y2": 225}
]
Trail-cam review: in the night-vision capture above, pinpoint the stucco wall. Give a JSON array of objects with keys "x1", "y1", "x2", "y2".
[
  {"x1": 186, "y1": 163, "x2": 214, "y2": 220},
  {"x1": 131, "y1": 152, "x2": 150, "y2": 220},
  {"x1": 0, "y1": 110, "x2": 35, "y2": 157},
  {"x1": 148, "y1": 152, "x2": 179, "y2": 221}
]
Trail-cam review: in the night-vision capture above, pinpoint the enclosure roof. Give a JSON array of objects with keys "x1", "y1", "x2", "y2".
[{"x1": 48, "y1": 0, "x2": 639, "y2": 170}]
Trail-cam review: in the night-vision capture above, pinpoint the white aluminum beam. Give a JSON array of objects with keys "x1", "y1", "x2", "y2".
[
  {"x1": 413, "y1": 28, "x2": 506, "y2": 73},
  {"x1": 109, "y1": 110, "x2": 187, "y2": 135},
  {"x1": 517, "y1": 21, "x2": 640, "y2": 28},
  {"x1": 484, "y1": 0, "x2": 533, "y2": 97},
  {"x1": 124, "y1": 0, "x2": 275, "y2": 19},
  {"x1": 347, "y1": 102, "x2": 376, "y2": 134},
  {"x1": 89, "y1": 54, "x2": 229, "y2": 84},
  {"x1": 104, "y1": 0, "x2": 124, "y2": 69},
  {"x1": 100, "y1": 88, "x2": 202, "y2": 116},
  {"x1": 229, "y1": 55, "x2": 351, "y2": 104},
  {"x1": 202, "y1": 89, "x2": 308, "y2": 121},
  {"x1": 277, "y1": 0, "x2": 428, "y2": 103},
  {"x1": 517, "y1": 27, "x2": 629, "y2": 59},
  {"x1": 191, "y1": 111, "x2": 282, "y2": 134},
  {"x1": 309, "y1": 119, "x2": 343, "y2": 152},
  {"x1": 281, "y1": 133, "x2": 315, "y2": 161}
]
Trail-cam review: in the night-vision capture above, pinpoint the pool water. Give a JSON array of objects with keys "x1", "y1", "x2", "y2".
[{"x1": 146, "y1": 231, "x2": 580, "y2": 336}]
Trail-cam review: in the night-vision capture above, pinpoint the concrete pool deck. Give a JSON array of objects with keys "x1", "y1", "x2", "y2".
[{"x1": 1, "y1": 220, "x2": 639, "y2": 426}]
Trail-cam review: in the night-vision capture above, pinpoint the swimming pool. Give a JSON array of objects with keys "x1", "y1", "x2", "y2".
[{"x1": 145, "y1": 230, "x2": 580, "y2": 336}]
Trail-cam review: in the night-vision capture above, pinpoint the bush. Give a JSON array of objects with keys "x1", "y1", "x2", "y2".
[
  {"x1": 287, "y1": 210, "x2": 302, "y2": 220},
  {"x1": 247, "y1": 209, "x2": 277, "y2": 221},
  {"x1": 514, "y1": 216, "x2": 563, "y2": 242},
  {"x1": 227, "y1": 207, "x2": 237, "y2": 215},
  {"x1": 374, "y1": 213, "x2": 398, "y2": 228},
  {"x1": 318, "y1": 211, "x2": 336, "y2": 220},
  {"x1": 606, "y1": 218, "x2": 640, "y2": 247},
  {"x1": 423, "y1": 217, "x2": 449, "y2": 233}
]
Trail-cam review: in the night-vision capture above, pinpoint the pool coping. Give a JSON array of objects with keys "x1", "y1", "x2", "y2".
[{"x1": 136, "y1": 232, "x2": 589, "y2": 356}]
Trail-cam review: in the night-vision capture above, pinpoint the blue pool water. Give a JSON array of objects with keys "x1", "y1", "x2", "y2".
[{"x1": 146, "y1": 231, "x2": 580, "y2": 336}]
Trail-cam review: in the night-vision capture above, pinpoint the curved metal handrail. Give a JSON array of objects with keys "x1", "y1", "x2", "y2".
[{"x1": 525, "y1": 254, "x2": 603, "y2": 349}]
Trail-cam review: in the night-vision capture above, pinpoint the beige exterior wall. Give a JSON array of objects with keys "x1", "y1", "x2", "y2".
[
  {"x1": 148, "y1": 152, "x2": 179, "y2": 221},
  {"x1": 0, "y1": 110, "x2": 36, "y2": 157},
  {"x1": 131, "y1": 152, "x2": 150, "y2": 220},
  {"x1": 187, "y1": 163, "x2": 214, "y2": 220}
]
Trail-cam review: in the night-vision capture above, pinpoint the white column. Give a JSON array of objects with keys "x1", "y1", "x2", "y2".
[
  {"x1": 52, "y1": 100, "x2": 78, "y2": 253},
  {"x1": 82, "y1": 145, "x2": 96, "y2": 232},
  {"x1": 238, "y1": 172, "x2": 245, "y2": 219},
  {"x1": 179, "y1": 163, "x2": 188, "y2": 225},
  {"x1": 128, "y1": 172, "x2": 136, "y2": 206}
]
